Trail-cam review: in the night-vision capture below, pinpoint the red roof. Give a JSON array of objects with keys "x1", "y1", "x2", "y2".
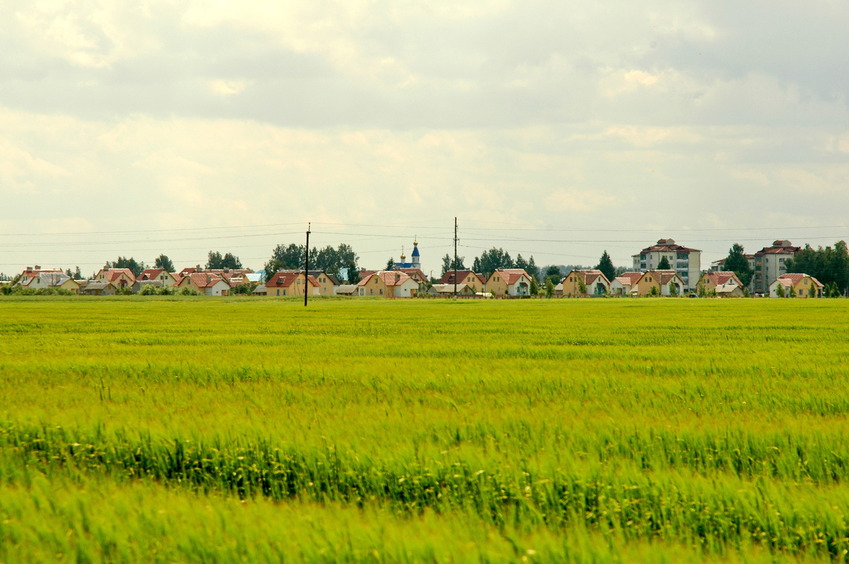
[
  {"x1": 137, "y1": 269, "x2": 165, "y2": 281},
  {"x1": 267, "y1": 271, "x2": 318, "y2": 288},
  {"x1": 182, "y1": 272, "x2": 230, "y2": 289},
  {"x1": 616, "y1": 272, "x2": 644, "y2": 284},
  {"x1": 493, "y1": 269, "x2": 531, "y2": 285},
  {"x1": 703, "y1": 271, "x2": 742, "y2": 286},
  {"x1": 100, "y1": 268, "x2": 135, "y2": 282},
  {"x1": 776, "y1": 273, "x2": 823, "y2": 287},
  {"x1": 438, "y1": 270, "x2": 485, "y2": 285},
  {"x1": 638, "y1": 238, "x2": 701, "y2": 254}
]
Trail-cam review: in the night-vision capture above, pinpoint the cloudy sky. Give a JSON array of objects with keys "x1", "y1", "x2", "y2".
[{"x1": 2, "y1": 0, "x2": 848, "y2": 277}]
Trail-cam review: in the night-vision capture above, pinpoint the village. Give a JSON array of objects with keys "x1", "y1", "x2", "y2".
[{"x1": 2, "y1": 237, "x2": 827, "y2": 299}]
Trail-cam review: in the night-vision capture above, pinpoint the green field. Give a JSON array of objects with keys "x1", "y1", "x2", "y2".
[{"x1": 1, "y1": 297, "x2": 848, "y2": 562}]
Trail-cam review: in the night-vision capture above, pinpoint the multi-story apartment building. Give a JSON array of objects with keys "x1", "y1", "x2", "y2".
[
  {"x1": 632, "y1": 238, "x2": 701, "y2": 291},
  {"x1": 751, "y1": 240, "x2": 800, "y2": 295}
]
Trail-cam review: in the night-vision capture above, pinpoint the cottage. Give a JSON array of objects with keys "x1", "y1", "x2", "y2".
[{"x1": 485, "y1": 269, "x2": 532, "y2": 297}]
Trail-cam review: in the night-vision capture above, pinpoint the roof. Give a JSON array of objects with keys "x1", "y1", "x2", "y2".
[
  {"x1": 137, "y1": 269, "x2": 165, "y2": 281},
  {"x1": 335, "y1": 284, "x2": 358, "y2": 295},
  {"x1": 397, "y1": 268, "x2": 427, "y2": 281},
  {"x1": 702, "y1": 271, "x2": 742, "y2": 286},
  {"x1": 181, "y1": 272, "x2": 230, "y2": 289},
  {"x1": 492, "y1": 269, "x2": 531, "y2": 285},
  {"x1": 307, "y1": 270, "x2": 342, "y2": 285},
  {"x1": 566, "y1": 269, "x2": 610, "y2": 286},
  {"x1": 267, "y1": 271, "x2": 319, "y2": 288},
  {"x1": 438, "y1": 270, "x2": 485, "y2": 285},
  {"x1": 356, "y1": 270, "x2": 414, "y2": 287},
  {"x1": 100, "y1": 268, "x2": 136, "y2": 282},
  {"x1": 755, "y1": 241, "x2": 800, "y2": 256},
  {"x1": 615, "y1": 272, "x2": 644, "y2": 285},
  {"x1": 635, "y1": 238, "x2": 701, "y2": 254},
  {"x1": 431, "y1": 283, "x2": 473, "y2": 294},
  {"x1": 775, "y1": 273, "x2": 824, "y2": 287}
]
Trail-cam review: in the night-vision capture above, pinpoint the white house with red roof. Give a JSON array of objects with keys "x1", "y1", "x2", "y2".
[
  {"x1": 699, "y1": 271, "x2": 745, "y2": 297},
  {"x1": 610, "y1": 272, "x2": 643, "y2": 296},
  {"x1": 485, "y1": 269, "x2": 532, "y2": 297},
  {"x1": 769, "y1": 273, "x2": 823, "y2": 298}
]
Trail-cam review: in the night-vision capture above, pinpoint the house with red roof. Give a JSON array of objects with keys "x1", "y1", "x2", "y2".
[
  {"x1": 769, "y1": 273, "x2": 823, "y2": 298},
  {"x1": 485, "y1": 269, "x2": 532, "y2": 297},
  {"x1": 438, "y1": 270, "x2": 486, "y2": 294},
  {"x1": 94, "y1": 267, "x2": 135, "y2": 290},
  {"x1": 699, "y1": 271, "x2": 745, "y2": 297},
  {"x1": 357, "y1": 270, "x2": 419, "y2": 298},
  {"x1": 560, "y1": 269, "x2": 610, "y2": 297},
  {"x1": 176, "y1": 272, "x2": 232, "y2": 296},
  {"x1": 630, "y1": 270, "x2": 685, "y2": 297},
  {"x1": 266, "y1": 271, "x2": 319, "y2": 297},
  {"x1": 136, "y1": 269, "x2": 179, "y2": 287},
  {"x1": 610, "y1": 272, "x2": 643, "y2": 296}
]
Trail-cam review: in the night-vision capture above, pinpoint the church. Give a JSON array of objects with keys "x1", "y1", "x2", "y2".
[{"x1": 394, "y1": 239, "x2": 421, "y2": 270}]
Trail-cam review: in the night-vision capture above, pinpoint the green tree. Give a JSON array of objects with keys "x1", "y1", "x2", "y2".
[
  {"x1": 386, "y1": 258, "x2": 395, "y2": 271},
  {"x1": 473, "y1": 248, "x2": 513, "y2": 278},
  {"x1": 723, "y1": 244, "x2": 753, "y2": 288},
  {"x1": 669, "y1": 281, "x2": 679, "y2": 297},
  {"x1": 206, "y1": 251, "x2": 242, "y2": 270},
  {"x1": 107, "y1": 257, "x2": 145, "y2": 277},
  {"x1": 595, "y1": 251, "x2": 616, "y2": 283},
  {"x1": 545, "y1": 278, "x2": 555, "y2": 298},
  {"x1": 154, "y1": 254, "x2": 175, "y2": 272},
  {"x1": 529, "y1": 276, "x2": 541, "y2": 296},
  {"x1": 649, "y1": 285, "x2": 660, "y2": 297},
  {"x1": 656, "y1": 256, "x2": 671, "y2": 270},
  {"x1": 775, "y1": 282, "x2": 785, "y2": 298},
  {"x1": 441, "y1": 254, "x2": 466, "y2": 276},
  {"x1": 577, "y1": 277, "x2": 587, "y2": 296}
]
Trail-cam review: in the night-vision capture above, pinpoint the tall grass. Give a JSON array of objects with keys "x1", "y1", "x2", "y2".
[{"x1": 1, "y1": 297, "x2": 848, "y2": 561}]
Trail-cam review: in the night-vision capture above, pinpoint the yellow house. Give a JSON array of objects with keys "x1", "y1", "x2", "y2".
[
  {"x1": 95, "y1": 268, "x2": 136, "y2": 290},
  {"x1": 632, "y1": 271, "x2": 685, "y2": 297},
  {"x1": 438, "y1": 270, "x2": 486, "y2": 293},
  {"x1": 698, "y1": 271, "x2": 745, "y2": 297},
  {"x1": 266, "y1": 271, "x2": 320, "y2": 297},
  {"x1": 357, "y1": 272, "x2": 389, "y2": 297},
  {"x1": 485, "y1": 269, "x2": 532, "y2": 297},
  {"x1": 307, "y1": 270, "x2": 340, "y2": 296},
  {"x1": 560, "y1": 269, "x2": 611, "y2": 297},
  {"x1": 769, "y1": 273, "x2": 823, "y2": 298}
]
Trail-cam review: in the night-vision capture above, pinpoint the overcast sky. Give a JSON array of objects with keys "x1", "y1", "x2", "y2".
[{"x1": 2, "y1": 1, "x2": 848, "y2": 277}]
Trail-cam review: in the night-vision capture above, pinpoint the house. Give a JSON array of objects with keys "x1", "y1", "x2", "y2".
[
  {"x1": 769, "y1": 273, "x2": 823, "y2": 298},
  {"x1": 438, "y1": 270, "x2": 486, "y2": 293},
  {"x1": 136, "y1": 269, "x2": 179, "y2": 287},
  {"x1": 486, "y1": 269, "x2": 532, "y2": 297},
  {"x1": 19, "y1": 271, "x2": 81, "y2": 294},
  {"x1": 266, "y1": 271, "x2": 319, "y2": 297},
  {"x1": 699, "y1": 272, "x2": 745, "y2": 297},
  {"x1": 752, "y1": 240, "x2": 800, "y2": 295},
  {"x1": 335, "y1": 284, "x2": 358, "y2": 296},
  {"x1": 78, "y1": 280, "x2": 118, "y2": 296},
  {"x1": 176, "y1": 272, "x2": 232, "y2": 296},
  {"x1": 94, "y1": 268, "x2": 136, "y2": 290},
  {"x1": 632, "y1": 238, "x2": 701, "y2": 291},
  {"x1": 560, "y1": 269, "x2": 610, "y2": 297},
  {"x1": 17, "y1": 266, "x2": 65, "y2": 287},
  {"x1": 429, "y1": 283, "x2": 477, "y2": 297},
  {"x1": 357, "y1": 270, "x2": 419, "y2": 298},
  {"x1": 631, "y1": 271, "x2": 685, "y2": 297},
  {"x1": 307, "y1": 270, "x2": 341, "y2": 296},
  {"x1": 610, "y1": 272, "x2": 643, "y2": 296}
]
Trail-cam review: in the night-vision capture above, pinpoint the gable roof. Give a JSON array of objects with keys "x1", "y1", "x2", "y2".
[
  {"x1": 181, "y1": 272, "x2": 230, "y2": 289},
  {"x1": 493, "y1": 269, "x2": 531, "y2": 285},
  {"x1": 636, "y1": 238, "x2": 701, "y2": 254},
  {"x1": 775, "y1": 273, "x2": 824, "y2": 287},
  {"x1": 615, "y1": 272, "x2": 644, "y2": 285},
  {"x1": 702, "y1": 271, "x2": 742, "y2": 287},
  {"x1": 267, "y1": 271, "x2": 319, "y2": 288},
  {"x1": 438, "y1": 270, "x2": 485, "y2": 285},
  {"x1": 100, "y1": 268, "x2": 136, "y2": 282}
]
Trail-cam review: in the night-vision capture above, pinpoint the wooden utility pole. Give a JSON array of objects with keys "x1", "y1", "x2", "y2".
[
  {"x1": 453, "y1": 217, "x2": 458, "y2": 299},
  {"x1": 304, "y1": 222, "x2": 311, "y2": 307}
]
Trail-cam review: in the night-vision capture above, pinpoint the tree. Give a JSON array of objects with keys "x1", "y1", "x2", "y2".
[
  {"x1": 154, "y1": 254, "x2": 175, "y2": 272},
  {"x1": 789, "y1": 285, "x2": 796, "y2": 298},
  {"x1": 473, "y1": 248, "x2": 513, "y2": 278},
  {"x1": 656, "y1": 256, "x2": 671, "y2": 270},
  {"x1": 649, "y1": 285, "x2": 660, "y2": 297},
  {"x1": 545, "y1": 278, "x2": 555, "y2": 298},
  {"x1": 577, "y1": 277, "x2": 587, "y2": 296},
  {"x1": 441, "y1": 254, "x2": 466, "y2": 276},
  {"x1": 775, "y1": 282, "x2": 785, "y2": 298},
  {"x1": 206, "y1": 251, "x2": 242, "y2": 270},
  {"x1": 669, "y1": 281, "x2": 679, "y2": 297},
  {"x1": 526, "y1": 256, "x2": 540, "y2": 281},
  {"x1": 595, "y1": 251, "x2": 616, "y2": 283},
  {"x1": 529, "y1": 277, "x2": 541, "y2": 296},
  {"x1": 787, "y1": 241, "x2": 849, "y2": 295},
  {"x1": 386, "y1": 258, "x2": 395, "y2": 271},
  {"x1": 723, "y1": 244, "x2": 753, "y2": 288},
  {"x1": 107, "y1": 257, "x2": 145, "y2": 277}
]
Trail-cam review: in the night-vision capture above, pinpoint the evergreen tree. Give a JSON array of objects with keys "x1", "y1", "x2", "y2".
[
  {"x1": 595, "y1": 251, "x2": 616, "y2": 283},
  {"x1": 656, "y1": 256, "x2": 671, "y2": 270}
]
